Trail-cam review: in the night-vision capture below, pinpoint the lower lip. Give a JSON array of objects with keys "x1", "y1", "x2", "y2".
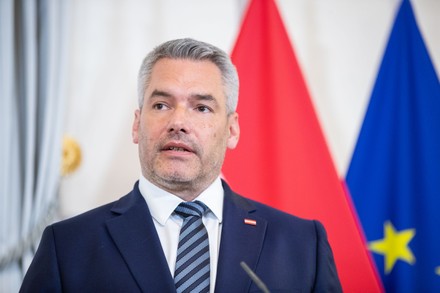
[{"x1": 162, "y1": 149, "x2": 194, "y2": 157}]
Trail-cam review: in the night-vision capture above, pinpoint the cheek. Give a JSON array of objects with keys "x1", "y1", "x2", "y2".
[
  {"x1": 140, "y1": 118, "x2": 161, "y2": 138},
  {"x1": 198, "y1": 122, "x2": 215, "y2": 137},
  {"x1": 207, "y1": 122, "x2": 223, "y2": 138},
  {"x1": 137, "y1": 125, "x2": 154, "y2": 149}
]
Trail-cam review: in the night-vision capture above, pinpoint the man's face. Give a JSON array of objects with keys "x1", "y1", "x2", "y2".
[{"x1": 132, "y1": 58, "x2": 239, "y2": 198}]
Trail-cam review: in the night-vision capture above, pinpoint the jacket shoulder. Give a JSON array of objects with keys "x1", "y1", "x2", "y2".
[{"x1": 51, "y1": 183, "x2": 143, "y2": 233}]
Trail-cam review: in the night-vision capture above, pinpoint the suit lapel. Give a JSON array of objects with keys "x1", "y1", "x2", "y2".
[
  {"x1": 215, "y1": 181, "x2": 267, "y2": 293},
  {"x1": 106, "y1": 184, "x2": 176, "y2": 292}
]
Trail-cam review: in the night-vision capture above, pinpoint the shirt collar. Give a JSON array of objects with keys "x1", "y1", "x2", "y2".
[{"x1": 138, "y1": 175, "x2": 224, "y2": 226}]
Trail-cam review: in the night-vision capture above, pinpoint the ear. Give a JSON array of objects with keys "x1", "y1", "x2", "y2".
[
  {"x1": 132, "y1": 109, "x2": 141, "y2": 144},
  {"x1": 226, "y1": 112, "x2": 240, "y2": 149}
]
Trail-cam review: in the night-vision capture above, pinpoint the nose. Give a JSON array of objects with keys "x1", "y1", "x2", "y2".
[{"x1": 167, "y1": 107, "x2": 190, "y2": 134}]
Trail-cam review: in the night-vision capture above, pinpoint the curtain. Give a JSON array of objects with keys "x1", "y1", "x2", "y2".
[{"x1": 0, "y1": 0, "x2": 69, "y2": 291}]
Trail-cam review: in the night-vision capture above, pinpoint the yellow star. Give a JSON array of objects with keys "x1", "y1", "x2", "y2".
[
  {"x1": 436, "y1": 266, "x2": 440, "y2": 276},
  {"x1": 368, "y1": 221, "x2": 416, "y2": 274}
]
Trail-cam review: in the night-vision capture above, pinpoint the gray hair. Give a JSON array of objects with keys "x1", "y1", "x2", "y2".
[{"x1": 137, "y1": 38, "x2": 239, "y2": 114}]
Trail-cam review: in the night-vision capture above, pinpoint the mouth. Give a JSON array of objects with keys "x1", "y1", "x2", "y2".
[
  {"x1": 161, "y1": 142, "x2": 195, "y2": 154},
  {"x1": 165, "y1": 146, "x2": 190, "y2": 152}
]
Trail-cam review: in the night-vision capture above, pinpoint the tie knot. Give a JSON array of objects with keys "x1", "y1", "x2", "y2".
[{"x1": 175, "y1": 200, "x2": 208, "y2": 218}]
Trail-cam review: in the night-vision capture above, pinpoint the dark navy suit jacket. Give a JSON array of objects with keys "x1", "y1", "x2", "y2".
[{"x1": 20, "y1": 181, "x2": 342, "y2": 292}]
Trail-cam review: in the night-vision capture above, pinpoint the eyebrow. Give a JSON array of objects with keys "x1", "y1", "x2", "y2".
[
  {"x1": 150, "y1": 90, "x2": 218, "y2": 104},
  {"x1": 150, "y1": 89, "x2": 172, "y2": 99},
  {"x1": 192, "y1": 94, "x2": 216, "y2": 103}
]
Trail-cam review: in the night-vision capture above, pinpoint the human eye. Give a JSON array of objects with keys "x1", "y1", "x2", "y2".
[
  {"x1": 153, "y1": 103, "x2": 169, "y2": 111},
  {"x1": 195, "y1": 105, "x2": 213, "y2": 113}
]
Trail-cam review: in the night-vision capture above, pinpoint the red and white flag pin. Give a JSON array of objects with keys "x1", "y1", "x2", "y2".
[{"x1": 244, "y1": 218, "x2": 257, "y2": 226}]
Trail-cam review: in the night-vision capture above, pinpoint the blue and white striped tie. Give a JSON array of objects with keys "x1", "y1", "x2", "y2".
[{"x1": 174, "y1": 201, "x2": 210, "y2": 293}]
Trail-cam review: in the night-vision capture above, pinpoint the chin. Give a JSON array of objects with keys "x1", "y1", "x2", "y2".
[
  {"x1": 159, "y1": 164, "x2": 198, "y2": 179},
  {"x1": 159, "y1": 171, "x2": 196, "y2": 184}
]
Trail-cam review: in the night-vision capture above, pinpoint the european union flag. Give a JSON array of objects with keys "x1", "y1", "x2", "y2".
[{"x1": 346, "y1": 0, "x2": 440, "y2": 292}]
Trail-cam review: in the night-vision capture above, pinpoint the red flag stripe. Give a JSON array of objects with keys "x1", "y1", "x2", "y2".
[{"x1": 222, "y1": 0, "x2": 383, "y2": 291}]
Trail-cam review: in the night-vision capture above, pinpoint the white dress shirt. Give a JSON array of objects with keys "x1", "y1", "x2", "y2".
[{"x1": 138, "y1": 175, "x2": 224, "y2": 293}]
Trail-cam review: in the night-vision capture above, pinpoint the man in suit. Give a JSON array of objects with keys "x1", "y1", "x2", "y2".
[{"x1": 21, "y1": 38, "x2": 342, "y2": 292}]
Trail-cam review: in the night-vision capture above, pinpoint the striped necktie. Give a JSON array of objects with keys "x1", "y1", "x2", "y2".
[{"x1": 174, "y1": 201, "x2": 210, "y2": 293}]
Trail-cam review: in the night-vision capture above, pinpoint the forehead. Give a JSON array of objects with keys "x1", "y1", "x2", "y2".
[
  {"x1": 152, "y1": 58, "x2": 222, "y2": 81},
  {"x1": 145, "y1": 58, "x2": 226, "y2": 105}
]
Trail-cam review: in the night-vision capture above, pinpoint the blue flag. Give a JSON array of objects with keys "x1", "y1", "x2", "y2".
[{"x1": 346, "y1": 0, "x2": 440, "y2": 292}]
